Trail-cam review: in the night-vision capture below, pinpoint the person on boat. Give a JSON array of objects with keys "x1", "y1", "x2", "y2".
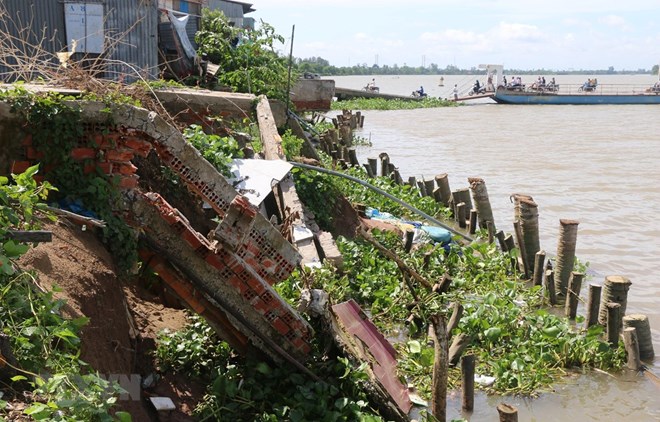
[
  {"x1": 453, "y1": 84, "x2": 458, "y2": 100},
  {"x1": 503, "y1": 75, "x2": 508, "y2": 86}
]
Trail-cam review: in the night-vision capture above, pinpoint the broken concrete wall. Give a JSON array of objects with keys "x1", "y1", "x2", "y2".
[{"x1": 0, "y1": 96, "x2": 314, "y2": 362}]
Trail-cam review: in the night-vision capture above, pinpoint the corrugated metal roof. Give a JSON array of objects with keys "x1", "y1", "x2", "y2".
[{"x1": 0, "y1": 0, "x2": 159, "y2": 82}]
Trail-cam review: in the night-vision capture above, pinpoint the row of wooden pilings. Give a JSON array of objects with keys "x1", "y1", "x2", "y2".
[{"x1": 323, "y1": 110, "x2": 655, "y2": 422}]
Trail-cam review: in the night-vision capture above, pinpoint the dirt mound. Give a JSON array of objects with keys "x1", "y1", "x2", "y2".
[{"x1": 18, "y1": 220, "x2": 201, "y2": 421}]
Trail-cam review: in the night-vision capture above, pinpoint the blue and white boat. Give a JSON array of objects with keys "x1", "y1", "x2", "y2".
[{"x1": 491, "y1": 84, "x2": 660, "y2": 105}]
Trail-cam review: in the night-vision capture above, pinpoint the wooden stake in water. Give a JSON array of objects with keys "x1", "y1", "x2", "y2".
[
  {"x1": 430, "y1": 314, "x2": 448, "y2": 422},
  {"x1": 367, "y1": 157, "x2": 377, "y2": 176},
  {"x1": 517, "y1": 197, "x2": 541, "y2": 275},
  {"x1": 469, "y1": 177, "x2": 495, "y2": 230},
  {"x1": 623, "y1": 314, "x2": 655, "y2": 360},
  {"x1": 598, "y1": 275, "x2": 632, "y2": 326},
  {"x1": 461, "y1": 354, "x2": 475, "y2": 412},
  {"x1": 434, "y1": 173, "x2": 452, "y2": 207},
  {"x1": 545, "y1": 268, "x2": 557, "y2": 306},
  {"x1": 453, "y1": 188, "x2": 472, "y2": 220},
  {"x1": 565, "y1": 272, "x2": 584, "y2": 319},
  {"x1": 497, "y1": 403, "x2": 518, "y2": 422},
  {"x1": 623, "y1": 327, "x2": 641, "y2": 370},
  {"x1": 554, "y1": 219, "x2": 579, "y2": 296},
  {"x1": 379, "y1": 152, "x2": 389, "y2": 177},
  {"x1": 586, "y1": 283, "x2": 602, "y2": 328},
  {"x1": 606, "y1": 302, "x2": 622, "y2": 346},
  {"x1": 532, "y1": 250, "x2": 546, "y2": 286}
]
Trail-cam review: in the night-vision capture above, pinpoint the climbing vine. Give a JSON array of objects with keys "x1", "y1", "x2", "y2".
[{"x1": 2, "y1": 87, "x2": 138, "y2": 271}]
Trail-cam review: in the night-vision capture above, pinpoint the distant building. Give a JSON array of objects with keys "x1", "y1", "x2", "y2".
[
  {"x1": 208, "y1": 1, "x2": 255, "y2": 30},
  {"x1": 0, "y1": 0, "x2": 257, "y2": 82}
]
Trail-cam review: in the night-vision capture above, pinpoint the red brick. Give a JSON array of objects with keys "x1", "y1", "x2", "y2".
[
  {"x1": 250, "y1": 297, "x2": 269, "y2": 315},
  {"x1": 71, "y1": 148, "x2": 97, "y2": 161},
  {"x1": 271, "y1": 318, "x2": 291, "y2": 335},
  {"x1": 298, "y1": 343, "x2": 312, "y2": 355},
  {"x1": 96, "y1": 162, "x2": 113, "y2": 174},
  {"x1": 83, "y1": 163, "x2": 96, "y2": 174},
  {"x1": 33, "y1": 175, "x2": 45, "y2": 184},
  {"x1": 204, "y1": 253, "x2": 226, "y2": 270},
  {"x1": 25, "y1": 147, "x2": 44, "y2": 160},
  {"x1": 181, "y1": 229, "x2": 205, "y2": 250},
  {"x1": 105, "y1": 149, "x2": 134, "y2": 162},
  {"x1": 116, "y1": 162, "x2": 138, "y2": 175},
  {"x1": 118, "y1": 175, "x2": 139, "y2": 189},
  {"x1": 123, "y1": 137, "x2": 153, "y2": 157},
  {"x1": 247, "y1": 278, "x2": 266, "y2": 295},
  {"x1": 11, "y1": 160, "x2": 32, "y2": 174},
  {"x1": 21, "y1": 134, "x2": 32, "y2": 146}
]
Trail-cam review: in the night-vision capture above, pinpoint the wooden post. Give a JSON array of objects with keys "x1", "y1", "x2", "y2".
[
  {"x1": 496, "y1": 230, "x2": 508, "y2": 252},
  {"x1": 487, "y1": 221, "x2": 495, "y2": 244},
  {"x1": 417, "y1": 180, "x2": 428, "y2": 197},
  {"x1": 430, "y1": 314, "x2": 448, "y2": 422},
  {"x1": 504, "y1": 234, "x2": 518, "y2": 272},
  {"x1": 623, "y1": 327, "x2": 641, "y2": 370},
  {"x1": 598, "y1": 275, "x2": 632, "y2": 326},
  {"x1": 497, "y1": 403, "x2": 518, "y2": 422},
  {"x1": 379, "y1": 152, "x2": 390, "y2": 177},
  {"x1": 424, "y1": 179, "x2": 436, "y2": 198},
  {"x1": 545, "y1": 269, "x2": 557, "y2": 306},
  {"x1": 456, "y1": 202, "x2": 467, "y2": 229},
  {"x1": 392, "y1": 169, "x2": 404, "y2": 185},
  {"x1": 565, "y1": 272, "x2": 584, "y2": 319},
  {"x1": 448, "y1": 333, "x2": 471, "y2": 366},
  {"x1": 469, "y1": 210, "x2": 478, "y2": 235},
  {"x1": 362, "y1": 163, "x2": 374, "y2": 178},
  {"x1": 512, "y1": 195, "x2": 540, "y2": 275},
  {"x1": 434, "y1": 173, "x2": 452, "y2": 207},
  {"x1": 606, "y1": 302, "x2": 621, "y2": 346},
  {"x1": 532, "y1": 250, "x2": 546, "y2": 286},
  {"x1": 347, "y1": 148, "x2": 359, "y2": 167},
  {"x1": 446, "y1": 302, "x2": 464, "y2": 338},
  {"x1": 513, "y1": 220, "x2": 529, "y2": 279},
  {"x1": 554, "y1": 219, "x2": 579, "y2": 296},
  {"x1": 623, "y1": 314, "x2": 655, "y2": 360},
  {"x1": 404, "y1": 230, "x2": 415, "y2": 253},
  {"x1": 468, "y1": 177, "x2": 495, "y2": 230},
  {"x1": 452, "y1": 188, "x2": 473, "y2": 219},
  {"x1": 461, "y1": 354, "x2": 475, "y2": 412},
  {"x1": 367, "y1": 157, "x2": 378, "y2": 176},
  {"x1": 408, "y1": 176, "x2": 417, "y2": 187},
  {"x1": 387, "y1": 162, "x2": 397, "y2": 176},
  {"x1": 586, "y1": 283, "x2": 602, "y2": 328}
]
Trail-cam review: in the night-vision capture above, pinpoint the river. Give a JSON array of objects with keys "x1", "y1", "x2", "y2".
[{"x1": 330, "y1": 74, "x2": 660, "y2": 421}]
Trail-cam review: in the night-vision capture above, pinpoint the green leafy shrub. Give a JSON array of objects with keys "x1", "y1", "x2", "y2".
[
  {"x1": 183, "y1": 124, "x2": 243, "y2": 177},
  {"x1": 196, "y1": 9, "x2": 296, "y2": 101}
]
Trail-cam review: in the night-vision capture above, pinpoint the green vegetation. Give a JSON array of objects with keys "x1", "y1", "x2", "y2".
[
  {"x1": 0, "y1": 165, "x2": 129, "y2": 421},
  {"x1": 155, "y1": 315, "x2": 383, "y2": 421},
  {"x1": 294, "y1": 56, "x2": 658, "y2": 78},
  {"x1": 183, "y1": 124, "x2": 244, "y2": 177},
  {"x1": 289, "y1": 154, "x2": 626, "y2": 397},
  {"x1": 152, "y1": 144, "x2": 626, "y2": 420},
  {"x1": 196, "y1": 10, "x2": 295, "y2": 102},
  {"x1": 1, "y1": 87, "x2": 138, "y2": 272},
  {"x1": 332, "y1": 96, "x2": 457, "y2": 111}
]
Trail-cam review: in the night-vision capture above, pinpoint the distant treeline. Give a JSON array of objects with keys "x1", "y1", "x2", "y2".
[{"x1": 295, "y1": 57, "x2": 660, "y2": 77}]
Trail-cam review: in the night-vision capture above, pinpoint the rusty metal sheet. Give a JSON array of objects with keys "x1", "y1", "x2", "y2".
[{"x1": 331, "y1": 300, "x2": 412, "y2": 415}]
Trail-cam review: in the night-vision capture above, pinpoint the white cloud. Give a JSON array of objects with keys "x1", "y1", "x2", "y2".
[{"x1": 599, "y1": 15, "x2": 630, "y2": 31}]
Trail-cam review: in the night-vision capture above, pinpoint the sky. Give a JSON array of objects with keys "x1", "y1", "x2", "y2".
[{"x1": 249, "y1": 0, "x2": 660, "y2": 71}]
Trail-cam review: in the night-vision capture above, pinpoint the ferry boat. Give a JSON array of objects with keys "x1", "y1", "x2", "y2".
[
  {"x1": 492, "y1": 83, "x2": 660, "y2": 105},
  {"x1": 477, "y1": 64, "x2": 660, "y2": 105}
]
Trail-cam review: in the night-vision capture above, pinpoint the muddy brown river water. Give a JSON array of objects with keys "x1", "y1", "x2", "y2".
[{"x1": 331, "y1": 74, "x2": 660, "y2": 421}]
